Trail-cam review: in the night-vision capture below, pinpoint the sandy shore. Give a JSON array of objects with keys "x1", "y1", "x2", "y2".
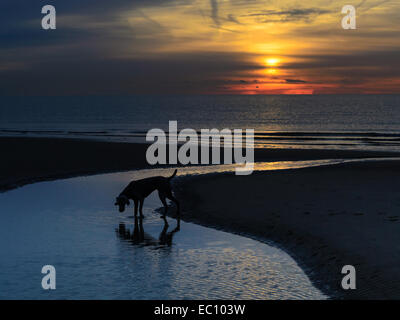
[
  {"x1": 1, "y1": 136, "x2": 398, "y2": 192},
  {"x1": 0, "y1": 137, "x2": 150, "y2": 191},
  {"x1": 2, "y1": 136, "x2": 400, "y2": 299},
  {"x1": 174, "y1": 161, "x2": 400, "y2": 299}
]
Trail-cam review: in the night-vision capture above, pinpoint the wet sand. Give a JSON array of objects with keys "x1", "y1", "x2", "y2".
[
  {"x1": 1, "y1": 136, "x2": 398, "y2": 192},
  {"x1": 174, "y1": 161, "x2": 400, "y2": 299},
  {"x1": 2, "y1": 137, "x2": 400, "y2": 299}
]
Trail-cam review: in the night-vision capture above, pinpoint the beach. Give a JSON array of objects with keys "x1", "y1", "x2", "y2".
[
  {"x1": 2, "y1": 136, "x2": 400, "y2": 299},
  {"x1": 1, "y1": 136, "x2": 398, "y2": 192},
  {"x1": 175, "y1": 161, "x2": 400, "y2": 299}
]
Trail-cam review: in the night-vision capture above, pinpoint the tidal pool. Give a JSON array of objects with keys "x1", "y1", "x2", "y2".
[{"x1": 0, "y1": 165, "x2": 330, "y2": 299}]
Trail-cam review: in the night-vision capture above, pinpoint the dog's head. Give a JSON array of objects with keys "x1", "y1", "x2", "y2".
[{"x1": 115, "y1": 195, "x2": 130, "y2": 212}]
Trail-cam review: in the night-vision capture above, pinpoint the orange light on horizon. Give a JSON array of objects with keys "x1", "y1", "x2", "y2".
[{"x1": 265, "y1": 58, "x2": 280, "y2": 67}]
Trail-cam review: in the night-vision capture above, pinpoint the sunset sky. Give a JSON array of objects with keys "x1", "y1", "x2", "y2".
[{"x1": 0, "y1": 0, "x2": 399, "y2": 94}]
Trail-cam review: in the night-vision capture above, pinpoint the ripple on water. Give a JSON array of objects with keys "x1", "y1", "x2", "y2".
[{"x1": 0, "y1": 167, "x2": 327, "y2": 299}]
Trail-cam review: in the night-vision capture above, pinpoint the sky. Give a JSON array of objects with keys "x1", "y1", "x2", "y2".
[{"x1": 0, "y1": 0, "x2": 399, "y2": 95}]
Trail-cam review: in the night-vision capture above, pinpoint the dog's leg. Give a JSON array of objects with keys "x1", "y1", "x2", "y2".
[
  {"x1": 138, "y1": 215, "x2": 144, "y2": 241},
  {"x1": 159, "y1": 216, "x2": 169, "y2": 245},
  {"x1": 139, "y1": 198, "x2": 144, "y2": 218},
  {"x1": 166, "y1": 192, "x2": 180, "y2": 216},
  {"x1": 158, "y1": 191, "x2": 168, "y2": 217},
  {"x1": 133, "y1": 216, "x2": 139, "y2": 241},
  {"x1": 134, "y1": 199, "x2": 138, "y2": 217}
]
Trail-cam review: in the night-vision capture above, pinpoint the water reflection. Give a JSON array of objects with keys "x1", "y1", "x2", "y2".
[
  {"x1": 0, "y1": 167, "x2": 327, "y2": 299},
  {"x1": 116, "y1": 216, "x2": 181, "y2": 248},
  {"x1": 159, "y1": 216, "x2": 181, "y2": 246}
]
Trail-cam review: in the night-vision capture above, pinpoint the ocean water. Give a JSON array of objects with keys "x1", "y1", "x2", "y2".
[
  {"x1": 1, "y1": 95, "x2": 400, "y2": 151},
  {"x1": 0, "y1": 166, "x2": 329, "y2": 299}
]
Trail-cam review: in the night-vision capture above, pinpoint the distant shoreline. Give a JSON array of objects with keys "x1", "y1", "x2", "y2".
[{"x1": 1, "y1": 136, "x2": 399, "y2": 192}]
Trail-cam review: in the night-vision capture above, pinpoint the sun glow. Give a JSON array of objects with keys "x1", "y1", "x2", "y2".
[
  {"x1": 123, "y1": 0, "x2": 399, "y2": 95},
  {"x1": 265, "y1": 58, "x2": 280, "y2": 67}
]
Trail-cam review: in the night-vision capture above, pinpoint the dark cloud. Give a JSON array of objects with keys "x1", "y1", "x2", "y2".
[
  {"x1": 278, "y1": 49, "x2": 400, "y2": 92},
  {"x1": 285, "y1": 79, "x2": 307, "y2": 83},
  {"x1": 210, "y1": 1, "x2": 242, "y2": 29},
  {"x1": 283, "y1": 50, "x2": 400, "y2": 77},
  {"x1": 245, "y1": 8, "x2": 332, "y2": 23},
  {"x1": 226, "y1": 14, "x2": 240, "y2": 24},
  {"x1": 0, "y1": 0, "x2": 183, "y2": 49},
  {"x1": 210, "y1": 0, "x2": 220, "y2": 27},
  {"x1": 359, "y1": 0, "x2": 391, "y2": 12},
  {"x1": 0, "y1": 51, "x2": 263, "y2": 95}
]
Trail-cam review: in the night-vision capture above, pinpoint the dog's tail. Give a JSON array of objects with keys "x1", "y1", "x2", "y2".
[{"x1": 168, "y1": 169, "x2": 178, "y2": 181}]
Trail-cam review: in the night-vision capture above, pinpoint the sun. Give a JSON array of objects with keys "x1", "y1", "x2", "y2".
[{"x1": 265, "y1": 58, "x2": 279, "y2": 67}]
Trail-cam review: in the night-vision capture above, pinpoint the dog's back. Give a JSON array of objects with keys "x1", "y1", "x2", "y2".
[
  {"x1": 129, "y1": 176, "x2": 170, "y2": 198},
  {"x1": 125, "y1": 169, "x2": 177, "y2": 199}
]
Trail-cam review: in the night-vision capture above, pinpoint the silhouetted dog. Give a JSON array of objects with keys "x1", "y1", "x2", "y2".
[{"x1": 115, "y1": 169, "x2": 180, "y2": 217}]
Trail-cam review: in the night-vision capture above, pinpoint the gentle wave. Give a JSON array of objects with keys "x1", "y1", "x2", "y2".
[{"x1": 2, "y1": 128, "x2": 400, "y2": 151}]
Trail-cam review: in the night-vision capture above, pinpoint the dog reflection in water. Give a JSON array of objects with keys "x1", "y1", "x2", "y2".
[{"x1": 117, "y1": 216, "x2": 180, "y2": 247}]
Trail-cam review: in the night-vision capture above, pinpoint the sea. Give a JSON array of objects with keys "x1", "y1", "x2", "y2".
[{"x1": 1, "y1": 95, "x2": 400, "y2": 151}]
